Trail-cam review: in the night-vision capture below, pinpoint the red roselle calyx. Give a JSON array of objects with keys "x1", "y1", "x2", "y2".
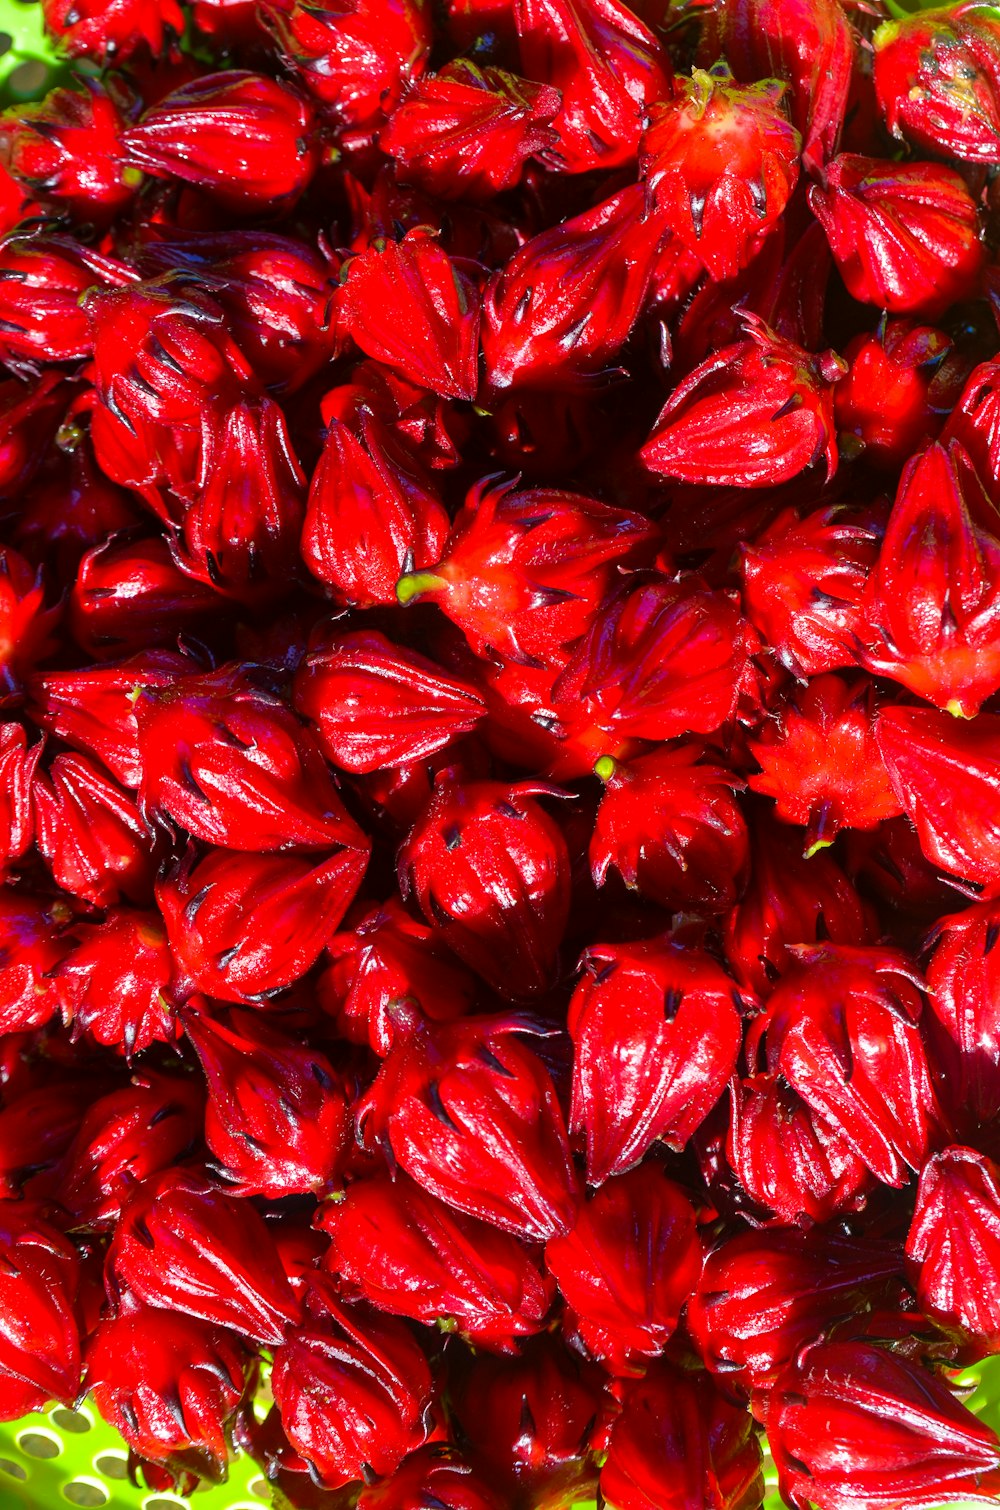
[
  {"x1": 106, "y1": 1169, "x2": 301, "y2": 1344},
  {"x1": 641, "y1": 316, "x2": 843, "y2": 487},
  {"x1": 569, "y1": 938, "x2": 743, "y2": 1184},
  {"x1": 183, "y1": 1005, "x2": 350, "y2": 1198},
  {"x1": 545, "y1": 1163, "x2": 701, "y2": 1373},
  {"x1": 319, "y1": 898, "x2": 477, "y2": 1052},
  {"x1": 747, "y1": 674, "x2": 902, "y2": 853},
  {"x1": 399, "y1": 778, "x2": 571, "y2": 998},
  {"x1": 640, "y1": 65, "x2": 800, "y2": 282},
  {"x1": 599, "y1": 1361, "x2": 764, "y2": 1510},
  {"x1": 157, "y1": 844, "x2": 368, "y2": 1002},
  {"x1": 765, "y1": 1340, "x2": 1000, "y2": 1510},
  {"x1": 356, "y1": 1011, "x2": 580, "y2": 1240},
  {"x1": 86, "y1": 1305, "x2": 249, "y2": 1473},
  {"x1": 318, "y1": 1167, "x2": 555, "y2": 1350},
  {"x1": 396, "y1": 478, "x2": 658, "y2": 668},
  {"x1": 270, "y1": 1277, "x2": 434, "y2": 1489},
  {"x1": 590, "y1": 745, "x2": 749, "y2": 913},
  {"x1": 0, "y1": 1203, "x2": 83, "y2": 1419}
]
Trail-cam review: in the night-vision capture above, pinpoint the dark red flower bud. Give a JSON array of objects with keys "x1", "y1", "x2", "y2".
[
  {"x1": 740, "y1": 502, "x2": 881, "y2": 679},
  {"x1": 834, "y1": 321, "x2": 956, "y2": 472},
  {"x1": 0, "y1": 545, "x2": 59, "y2": 701},
  {"x1": 481, "y1": 186, "x2": 666, "y2": 391},
  {"x1": 122, "y1": 72, "x2": 318, "y2": 212},
  {"x1": 688, "y1": 1227, "x2": 903, "y2": 1392},
  {"x1": 154, "y1": 232, "x2": 342, "y2": 394},
  {"x1": 0, "y1": 890, "x2": 72, "y2": 1034},
  {"x1": 0, "y1": 723, "x2": 40, "y2": 871},
  {"x1": 271, "y1": 1279, "x2": 434, "y2": 1489},
  {"x1": 0, "y1": 1203, "x2": 82, "y2": 1419},
  {"x1": 641, "y1": 65, "x2": 799, "y2": 282},
  {"x1": 765, "y1": 1340, "x2": 1000, "y2": 1510},
  {"x1": 323, "y1": 355, "x2": 465, "y2": 470},
  {"x1": 0, "y1": 80, "x2": 139, "y2": 221},
  {"x1": 554, "y1": 575, "x2": 754, "y2": 747},
  {"x1": 727, "y1": 1019, "x2": 871, "y2": 1224},
  {"x1": 698, "y1": 0, "x2": 853, "y2": 172},
  {"x1": 724, "y1": 816, "x2": 878, "y2": 997},
  {"x1": 599, "y1": 1362, "x2": 763, "y2": 1510},
  {"x1": 513, "y1": 0, "x2": 671, "y2": 170},
  {"x1": 0, "y1": 1076, "x2": 98, "y2": 1201},
  {"x1": 569, "y1": 938, "x2": 743, "y2": 1184},
  {"x1": 27, "y1": 649, "x2": 189, "y2": 790},
  {"x1": 264, "y1": 0, "x2": 432, "y2": 135},
  {"x1": 448, "y1": 1334, "x2": 605, "y2": 1509},
  {"x1": 381, "y1": 63, "x2": 559, "y2": 201},
  {"x1": 873, "y1": 3, "x2": 1000, "y2": 163},
  {"x1": 294, "y1": 627, "x2": 485, "y2": 774},
  {"x1": 357, "y1": 1013, "x2": 579, "y2": 1240},
  {"x1": 85, "y1": 283, "x2": 253, "y2": 520},
  {"x1": 69, "y1": 533, "x2": 223, "y2": 660},
  {"x1": 301, "y1": 408, "x2": 450, "y2": 607},
  {"x1": 925, "y1": 900, "x2": 1000, "y2": 1125},
  {"x1": 33, "y1": 751, "x2": 156, "y2": 907},
  {"x1": 941, "y1": 361, "x2": 1000, "y2": 504},
  {"x1": 356, "y1": 1446, "x2": 504, "y2": 1510},
  {"x1": 318, "y1": 1167, "x2": 554, "y2": 1350},
  {"x1": 641, "y1": 317, "x2": 842, "y2": 487},
  {"x1": 57, "y1": 1072, "x2": 204, "y2": 1230},
  {"x1": 159, "y1": 846, "x2": 368, "y2": 1004},
  {"x1": 87, "y1": 1304, "x2": 248, "y2": 1472},
  {"x1": 748, "y1": 675, "x2": 901, "y2": 852},
  {"x1": 399, "y1": 478, "x2": 656, "y2": 668},
  {"x1": 40, "y1": 0, "x2": 185, "y2": 60},
  {"x1": 808, "y1": 155, "x2": 986, "y2": 319},
  {"x1": 860, "y1": 443, "x2": 1000, "y2": 716},
  {"x1": 906, "y1": 1145, "x2": 1000, "y2": 1346},
  {"x1": 135, "y1": 664, "x2": 367, "y2": 852},
  {"x1": 399, "y1": 779, "x2": 571, "y2": 998},
  {"x1": 590, "y1": 745, "x2": 748, "y2": 913},
  {"x1": 176, "y1": 395, "x2": 305, "y2": 593},
  {"x1": 545, "y1": 1163, "x2": 701, "y2": 1373},
  {"x1": 0, "y1": 232, "x2": 131, "y2": 369},
  {"x1": 87, "y1": 280, "x2": 252, "y2": 434},
  {"x1": 318, "y1": 898, "x2": 477, "y2": 1052},
  {"x1": 55, "y1": 909, "x2": 177, "y2": 1056},
  {"x1": 763, "y1": 944, "x2": 945, "y2": 1185},
  {"x1": 107, "y1": 1169, "x2": 300, "y2": 1344},
  {"x1": 340, "y1": 230, "x2": 481, "y2": 401},
  {"x1": 875, "y1": 704, "x2": 1000, "y2": 894},
  {"x1": 183, "y1": 1005, "x2": 349, "y2": 1198}
]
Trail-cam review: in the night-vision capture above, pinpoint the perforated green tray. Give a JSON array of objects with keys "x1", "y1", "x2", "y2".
[{"x1": 0, "y1": 1398, "x2": 272, "y2": 1510}]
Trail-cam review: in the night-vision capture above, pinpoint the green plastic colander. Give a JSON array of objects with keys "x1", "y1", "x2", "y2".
[{"x1": 0, "y1": 1396, "x2": 274, "y2": 1510}]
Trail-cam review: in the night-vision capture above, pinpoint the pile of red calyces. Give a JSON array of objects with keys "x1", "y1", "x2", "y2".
[{"x1": 6, "y1": 0, "x2": 1000, "y2": 1507}]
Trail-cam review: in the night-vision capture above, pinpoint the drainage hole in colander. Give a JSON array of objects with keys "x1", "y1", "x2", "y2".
[
  {"x1": 247, "y1": 1477, "x2": 270, "y2": 1500},
  {"x1": 51, "y1": 1407, "x2": 93, "y2": 1435},
  {"x1": 0, "y1": 1458, "x2": 27, "y2": 1480},
  {"x1": 17, "y1": 1429, "x2": 62, "y2": 1459},
  {"x1": 62, "y1": 1482, "x2": 109, "y2": 1508},
  {"x1": 93, "y1": 1451, "x2": 128, "y2": 1481},
  {"x1": 144, "y1": 1497, "x2": 187, "y2": 1510}
]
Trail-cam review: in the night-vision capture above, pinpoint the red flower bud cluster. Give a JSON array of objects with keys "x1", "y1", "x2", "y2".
[{"x1": 0, "y1": 0, "x2": 999, "y2": 1504}]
